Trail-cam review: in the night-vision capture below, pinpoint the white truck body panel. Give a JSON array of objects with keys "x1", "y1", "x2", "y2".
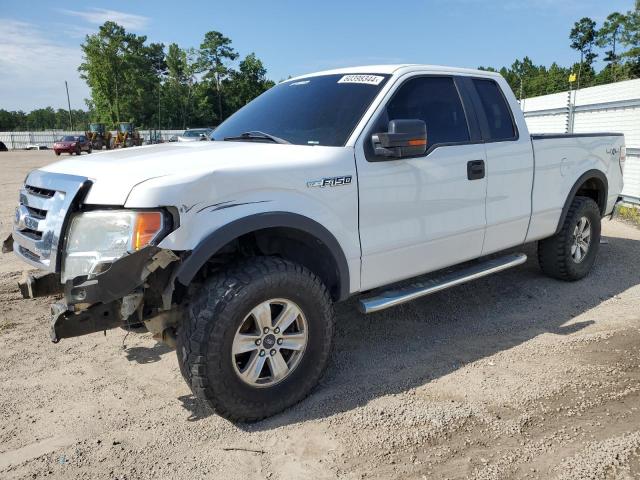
[
  {"x1": 526, "y1": 135, "x2": 625, "y2": 242},
  {"x1": 40, "y1": 141, "x2": 363, "y2": 293},
  {"x1": 25, "y1": 64, "x2": 625, "y2": 297},
  {"x1": 355, "y1": 141, "x2": 487, "y2": 290},
  {"x1": 478, "y1": 76, "x2": 535, "y2": 255}
]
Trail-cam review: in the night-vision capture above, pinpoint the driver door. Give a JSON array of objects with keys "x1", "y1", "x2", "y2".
[{"x1": 355, "y1": 75, "x2": 487, "y2": 290}]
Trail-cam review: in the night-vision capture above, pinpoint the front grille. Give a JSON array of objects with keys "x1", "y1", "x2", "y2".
[
  {"x1": 25, "y1": 205, "x2": 47, "y2": 219},
  {"x1": 25, "y1": 185, "x2": 55, "y2": 198},
  {"x1": 12, "y1": 171, "x2": 89, "y2": 272},
  {"x1": 18, "y1": 246, "x2": 41, "y2": 263},
  {"x1": 19, "y1": 228, "x2": 42, "y2": 240}
]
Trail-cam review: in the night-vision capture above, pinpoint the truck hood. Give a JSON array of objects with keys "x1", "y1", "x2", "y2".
[{"x1": 39, "y1": 141, "x2": 334, "y2": 205}]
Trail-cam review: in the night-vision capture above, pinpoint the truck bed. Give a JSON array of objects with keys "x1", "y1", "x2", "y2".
[{"x1": 526, "y1": 132, "x2": 625, "y2": 242}]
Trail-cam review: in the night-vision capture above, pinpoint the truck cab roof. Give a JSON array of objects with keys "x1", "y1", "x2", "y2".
[{"x1": 288, "y1": 64, "x2": 503, "y2": 82}]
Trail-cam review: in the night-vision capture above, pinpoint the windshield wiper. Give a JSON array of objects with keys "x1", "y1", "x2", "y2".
[{"x1": 223, "y1": 131, "x2": 290, "y2": 144}]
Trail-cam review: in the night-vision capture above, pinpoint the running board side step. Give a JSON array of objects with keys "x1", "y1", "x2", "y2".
[{"x1": 358, "y1": 253, "x2": 527, "y2": 314}]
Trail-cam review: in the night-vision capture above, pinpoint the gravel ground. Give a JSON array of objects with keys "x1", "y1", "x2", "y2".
[{"x1": 1, "y1": 151, "x2": 639, "y2": 479}]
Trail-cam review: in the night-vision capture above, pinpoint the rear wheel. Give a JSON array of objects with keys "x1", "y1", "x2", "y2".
[
  {"x1": 176, "y1": 257, "x2": 335, "y2": 422},
  {"x1": 538, "y1": 196, "x2": 601, "y2": 281}
]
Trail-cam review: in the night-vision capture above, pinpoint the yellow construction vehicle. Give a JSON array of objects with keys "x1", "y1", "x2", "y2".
[
  {"x1": 112, "y1": 122, "x2": 142, "y2": 148},
  {"x1": 85, "y1": 123, "x2": 112, "y2": 150}
]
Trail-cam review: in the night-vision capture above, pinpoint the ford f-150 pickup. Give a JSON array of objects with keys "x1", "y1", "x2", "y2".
[{"x1": 4, "y1": 65, "x2": 626, "y2": 421}]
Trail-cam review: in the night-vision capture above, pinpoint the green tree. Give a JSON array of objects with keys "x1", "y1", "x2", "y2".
[
  {"x1": 225, "y1": 53, "x2": 275, "y2": 111},
  {"x1": 0, "y1": 108, "x2": 94, "y2": 131},
  {"x1": 597, "y1": 12, "x2": 626, "y2": 80},
  {"x1": 545, "y1": 63, "x2": 570, "y2": 94},
  {"x1": 26, "y1": 108, "x2": 56, "y2": 130},
  {"x1": 569, "y1": 17, "x2": 598, "y2": 89},
  {"x1": 197, "y1": 31, "x2": 239, "y2": 123},
  {"x1": 507, "y1": 57, "x2": 540, "y2": 98},
  {"x1": 620, "y1": 1, "x2": 640, "y2": 76},
  {"x1": 79, "y1": 21, "x2": 165, "y2": 128},
  {"x1": 0, "y1": 110, "x2": 22, "y2": 130},
  {"x1": 163, "y1": 44, "x2": 199, "y2": 128}
]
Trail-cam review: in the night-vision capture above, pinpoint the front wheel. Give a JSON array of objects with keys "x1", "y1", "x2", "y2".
[
  {"x1": 176, "y1": 257, "x2": 335, "y2": 422},
  {"x1": 538, "y1": 196, "x2": 601, "y2": 281}
]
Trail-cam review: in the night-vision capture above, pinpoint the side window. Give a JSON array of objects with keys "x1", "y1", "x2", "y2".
[
  {"x1": 384, "y1": 77, "x2": 469, "y2": 147},
  {"x1": 472, "y1": 79, "x2": 516, "y2": 141}
]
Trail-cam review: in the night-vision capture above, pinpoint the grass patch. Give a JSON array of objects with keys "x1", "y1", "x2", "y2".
[{"x1": 615, "y1": 203, "x2": 640, "y2": 227}]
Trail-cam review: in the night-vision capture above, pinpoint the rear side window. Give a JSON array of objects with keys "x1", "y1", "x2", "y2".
[
  {"x1": 472, "y1": 79, "x2": 516, "y2": 141},
  {"x1": 384, "y1": 77, "x2": 469, "y2": 147}
]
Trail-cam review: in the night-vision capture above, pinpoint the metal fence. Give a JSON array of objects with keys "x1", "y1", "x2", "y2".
[{"x1": 0, "y1": 130, "x2": 185, "y2": 150}]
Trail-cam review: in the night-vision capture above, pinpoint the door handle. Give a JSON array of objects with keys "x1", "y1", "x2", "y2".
[{"x1": 467, "y1": 160, "x2": 485, "y2": 180}]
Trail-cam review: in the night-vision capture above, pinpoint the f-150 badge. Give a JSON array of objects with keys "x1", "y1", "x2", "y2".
[{"x1": 307, "y1": 176, "x2": 353, "y2": 188}]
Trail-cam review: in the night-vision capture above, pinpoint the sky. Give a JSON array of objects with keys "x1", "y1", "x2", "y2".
[{"x1": 0, "y1": 0, "x2": 635, "y2": 111}]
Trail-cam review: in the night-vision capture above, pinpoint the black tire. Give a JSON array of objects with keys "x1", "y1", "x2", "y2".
[
  {"x1": 176, "y1": 256, "x2": 335, "y2": 422},
  {"x1": 538, "y1": 196, "x2": 601, "y2": 281},
  {"x1": 75, "y1": 146, "x2": 81, "y2": 155}
]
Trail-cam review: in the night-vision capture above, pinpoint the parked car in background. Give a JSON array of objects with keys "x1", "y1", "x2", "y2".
[
  {"x1": 177, "y1": 128, "x2": 213, "y2": 142},
  {"x1": 53, "y1": 135, "x2": 92, "y2": 156},
  {"x1": 0, "y1": 141, "x2": 8, "y2": 152}
]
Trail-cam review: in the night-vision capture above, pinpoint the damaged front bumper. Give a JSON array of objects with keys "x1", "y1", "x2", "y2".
[
  {"x1": 50, "y1": 301, "x2": 123, "y2": 343},
  {"x1": 11, "y1": 242, "x2": 179, "y2": 342}
]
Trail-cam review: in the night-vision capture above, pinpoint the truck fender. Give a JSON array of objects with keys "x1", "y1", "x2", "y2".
[
  {"x1": 175, "y1": 211, "x2": 351, "y2": 301},
  {"x1": 555, "y1": 169, "x2": 608, "y2": 235}
]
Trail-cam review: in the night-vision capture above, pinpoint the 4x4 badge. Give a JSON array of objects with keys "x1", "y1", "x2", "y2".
[{"x1": 307, "y1": 176, "x2": 352, "y2": 188}]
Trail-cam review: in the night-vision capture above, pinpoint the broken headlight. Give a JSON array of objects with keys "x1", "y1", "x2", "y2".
[{"x1": 61, "y1": 210, "x2": 165, "y2": 283}]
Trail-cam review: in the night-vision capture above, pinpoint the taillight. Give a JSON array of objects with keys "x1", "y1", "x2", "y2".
[{"x1": 620, "y1": 146, "x2": 626, "y2": 173}]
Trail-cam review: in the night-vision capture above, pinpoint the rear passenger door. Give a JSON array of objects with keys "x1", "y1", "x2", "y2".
[
  {"x1": 355, "y1": 75, "x2": 488, "y2": 290},
  {"x1": 465, "y1": 77, "x2": 534, "y2": 254}
]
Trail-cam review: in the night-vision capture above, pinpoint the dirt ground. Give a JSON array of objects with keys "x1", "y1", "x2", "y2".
[{"x1": 1, "y1": 151, "x2": 639, "y2": 480}]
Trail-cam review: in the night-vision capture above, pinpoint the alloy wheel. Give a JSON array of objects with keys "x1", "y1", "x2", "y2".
[{"x1": 231, "y1": 298, "x2": 308, "y2": 387}]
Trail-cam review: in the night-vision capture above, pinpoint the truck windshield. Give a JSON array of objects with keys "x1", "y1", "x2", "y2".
[{"x1": 211, "y1": 74, "x2": 390, "y2": 147}]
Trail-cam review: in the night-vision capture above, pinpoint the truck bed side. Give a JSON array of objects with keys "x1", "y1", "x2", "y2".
[{"x1": 526, "y1": 133, "x2": 625, "y2": 242}]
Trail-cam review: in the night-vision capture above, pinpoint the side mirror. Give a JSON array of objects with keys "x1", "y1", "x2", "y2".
[{"x1": 372, "y1": 119, "x2": 427, "y2": 159}]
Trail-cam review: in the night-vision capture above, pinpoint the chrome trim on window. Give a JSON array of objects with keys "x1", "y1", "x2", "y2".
[{"x1": 12, "y1": 170, "x2": 90, "y2": 272}]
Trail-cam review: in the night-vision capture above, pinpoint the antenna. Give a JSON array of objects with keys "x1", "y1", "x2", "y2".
[{"x1": 65, "y1": 81, "x2": 74, "y2": 131}]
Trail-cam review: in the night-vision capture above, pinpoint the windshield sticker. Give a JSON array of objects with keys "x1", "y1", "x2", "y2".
[
  {"x1": 338, "y1": 75, "x2": 384, "y2": 86},
  {"x1": 289, "y1": 80, "x2": 310, "y2": 86}
]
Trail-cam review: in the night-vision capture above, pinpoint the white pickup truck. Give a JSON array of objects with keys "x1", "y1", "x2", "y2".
[{"x1": 5, "y1": 65, "x2": 626, "y2": 421}]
